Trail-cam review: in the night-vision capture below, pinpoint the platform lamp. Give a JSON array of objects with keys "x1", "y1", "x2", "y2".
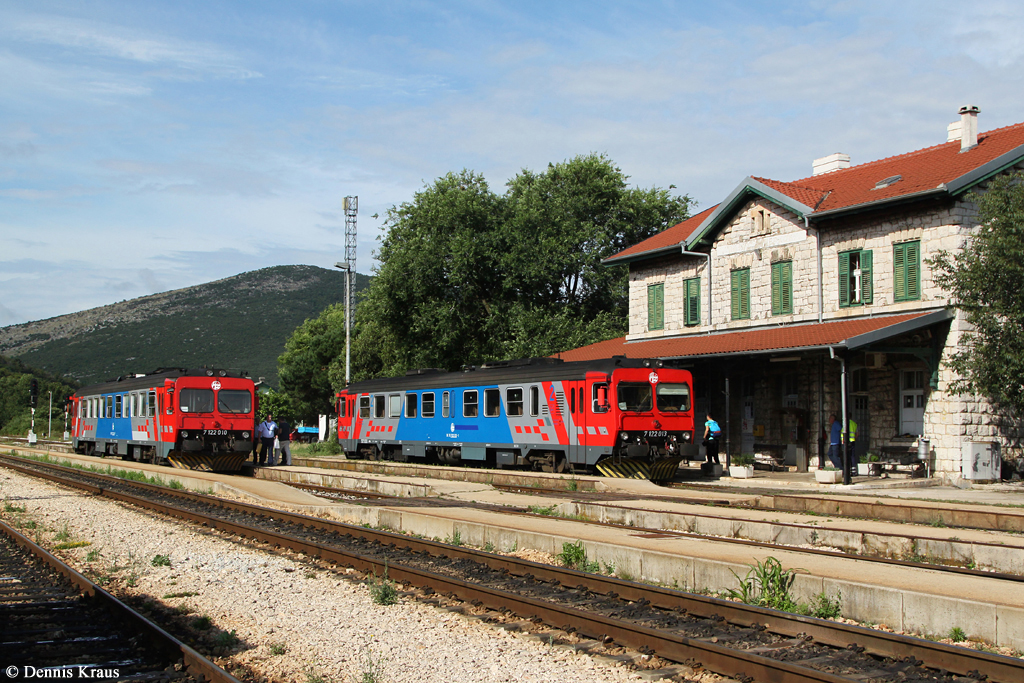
[{"x1": 333, "y1": 262, "x2": 352, "y2": 385}]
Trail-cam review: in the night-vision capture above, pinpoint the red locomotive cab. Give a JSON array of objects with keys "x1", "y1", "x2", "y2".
[
  {"x1": 171, "y1": 372, "x2": 254, "y2": 456},
  {"x1": 610, "y1": 366, "x2": 694, "y2": 461}
]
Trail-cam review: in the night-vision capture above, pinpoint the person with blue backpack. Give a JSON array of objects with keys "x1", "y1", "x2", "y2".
[{"x1": 703, "y1": 414, "x2": 722, "y2": 465}]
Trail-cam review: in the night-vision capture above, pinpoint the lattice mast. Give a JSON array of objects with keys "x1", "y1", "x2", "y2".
[{"x1": 342, "y1": 196, "x2": 358, "y2": 385}]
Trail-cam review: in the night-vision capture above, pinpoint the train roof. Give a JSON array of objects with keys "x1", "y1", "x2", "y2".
[
  {"x1": 74, "y1": 368, "x2": 251, "y2": 397},
  {"x1": 339, "y1": 357, "x2": 688, "y2": 394}
]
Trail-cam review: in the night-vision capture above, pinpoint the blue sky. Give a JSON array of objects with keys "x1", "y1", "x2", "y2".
[{"x1": 2, "y1": 1, "x2": 1023, "y2": 326}]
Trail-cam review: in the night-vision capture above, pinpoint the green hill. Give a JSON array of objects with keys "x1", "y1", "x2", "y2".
[
  {"x1": 0, "y1": 265, "x2": 369, "y2": 388},
  {"x1": 0, "y1": 355, "x2": 79, "y2": 436}
]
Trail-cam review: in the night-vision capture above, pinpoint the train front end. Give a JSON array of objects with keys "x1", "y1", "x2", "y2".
[
  {"x1": 597, "y1": 365, "x2": 695, "y2": 481},
  {"x1": 165, "y1": 372, "x2": 255, "y2": 471}
]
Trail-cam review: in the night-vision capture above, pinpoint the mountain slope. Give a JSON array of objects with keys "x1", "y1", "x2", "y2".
[{"x1": 0, "y1": 265, "x2": 368, "y2": 387}]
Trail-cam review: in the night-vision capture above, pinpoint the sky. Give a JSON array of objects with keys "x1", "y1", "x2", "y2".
[{"x1": 2, "y1": 1, "x2": 1023, "y2": 326}]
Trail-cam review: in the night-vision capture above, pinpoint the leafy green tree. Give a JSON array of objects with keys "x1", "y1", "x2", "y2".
[
  {"x1": 930, "y1": 172, "x2": 1024, "y2": 414},
  {"x1": 277, "y1": 303, "x2": 347, "y2": 421},
  {"x1": 255, "y1": 388, "x2": 294, "y2": 423},
  {"x1": 354, "y1": 156, "x2": 691, "y2": 377},
  {"x1": 0, "y1": 356, "x2": 78, "y2": 436}
]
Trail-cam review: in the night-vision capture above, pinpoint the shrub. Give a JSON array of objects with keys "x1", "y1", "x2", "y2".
[
  {"x1": 558, "y1": 540, "x2": 600, "y2": 573},
  {"x1": 725, "y1": 557, "x2": 799, "y2": 612}
]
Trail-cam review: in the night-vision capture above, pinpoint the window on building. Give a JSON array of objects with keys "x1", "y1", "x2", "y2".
[
  {"x1": 901, "y1": 369, "x2": 926, "y2": 435},
  {"x1": 851, "y1": 368, "x2": 869, "y2": 393},
  {"x1": 406, "y1": 393, "x2": 417, "y2": 418},
  {"x1": 647, "y1": 283, "x2": 664, "y2": 331},
  {"x1": 442, "y1": 391, "x2": 450, "y2": 418},
  {"x1": 730, "y1": 268, "x2": 750, "y2": 320},
  {"x1": 463, "y1": 390, "x2": 478, "y2": 417},
  {"x1": 530, "y1": 386, "x2": 539, "y2": 416},
  {"x1": 422, "y1": 392, "x2": 435, "y2": 418},
  {"x1": 752, "y1": 208, "x2": 770, "y2": 235},
  {"x1": 771, "y1": 261, "x2": 793, "y2": 315},
  {"x1": 684, "y1": 277, "x2": 700, "y2": 326},
  {"x1": 359, "y1": 396, "x2": 371, "y2": 419},
  {"x1": 781, "y1": 373, "x2": 799, "y2": 408},
  {"x1": 506, "y1": 388, "x2": 523, "y2": 416},
  {"x1": 373, "y1": 395, "x2": 385, "y2": 419},
  {"x1": 893, "y1": 241, "x2": 921, "y2": 302},
  {"x1": 839, "y1": 249, "x2": 873, "y2": 307},
  {"x1": 484, "y1": 388, "x2": 500, "y2": 417}
]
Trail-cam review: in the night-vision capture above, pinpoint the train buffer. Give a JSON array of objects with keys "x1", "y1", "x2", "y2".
[{"x1": 596, "y1": 456, "x2": 683, "y2": 483}]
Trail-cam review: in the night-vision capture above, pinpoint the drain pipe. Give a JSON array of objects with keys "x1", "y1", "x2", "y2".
[
  {"x1": 808, "y1": 216, "x2": 823, "y2": 324},
  {"x1": 681, "y1": 249, "x2": 712, "y2": 328},
  {"x1": 829, "y1": 346, "x2": 850, "y2": 485}
]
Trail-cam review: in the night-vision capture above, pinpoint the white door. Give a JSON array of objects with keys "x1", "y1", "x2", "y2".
[{"x1": 900, "y1": 370, "x2": 925, "y2": 436}]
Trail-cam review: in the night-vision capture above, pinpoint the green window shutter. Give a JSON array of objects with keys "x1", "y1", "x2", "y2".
[
  {"x1": 781, "y1": 261, "x2": 792, "y2": 314},
  {"x1": 893, "y1": 243, "x2": 906, "y2": 301},
  {"x1": 738, "y1": 269, "x2": 750, "y2": 319},
  {"x1": 730, "y1": 270, "x2": 740, "y2": 320},
  {"x1": 860, "y1": 250, "x2": 873, "y2": 304},
  {"x1": 648, "y1": 283, "x2": 664, "y2": 330},
  {"x1": 838, "y1": 252, "x2": 850, "y2": 308},
  {"x1": 771, "y1": 262, "x2": 782, "y2": 315},
  {"x1": 685, "y1": 278, "x2": 700, "y2": 326},
  {"x1": 906, "y1": 241, "x2": 920, "y2": 300}
]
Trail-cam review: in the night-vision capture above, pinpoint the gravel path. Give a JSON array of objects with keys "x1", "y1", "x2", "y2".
[{"x1": 0, "y1": 469, "x2": 655, "y2": 683}]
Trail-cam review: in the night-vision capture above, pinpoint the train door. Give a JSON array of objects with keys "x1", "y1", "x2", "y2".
[{"x1": 570, "y1": 381, "x2": 586, "y2": 465}]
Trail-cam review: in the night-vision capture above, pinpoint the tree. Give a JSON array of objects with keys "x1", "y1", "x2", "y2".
[
  {"x1": 353, "y1": 156, "x2": 692, "y2": 377},
  {"x1": 277, "y1": 303, "x2": 347, "y2": 421},
  {"x1": 930, "y1": 172, "x2": 1024, "y2": 415}
]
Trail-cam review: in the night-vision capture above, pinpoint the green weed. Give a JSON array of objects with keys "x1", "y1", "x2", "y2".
[
  {"x1": 446, "y1": 528, "x2": 463, "y2": 546},
  {"x1": 810, "y1": 591, "x2": 842, "y2": 619},
  {"x1": 527, "y1": 505, "x2": 557, "y2": 516},
  {"x1": 725, "y1": 557, "x2": 800, "y2": 612},
  {"x1": 557, "y1": 540, "x2": 600, "y2": 573},
  {"x1": 192, "y1": 615, "x2": 212, "y2": 630},
  {"x1": 163, "y1": 591, "x2": 199, "y2": 599},
  {"x1": 949, "y1": 626, "x2": 967, "y2": 642},
  {"x1": 368, "y1": 561, "x2": 399, "y2": 606},
  {"x1": 3, "y1": 499, "x2": 26, "y2": 513},
  {"x1": 54, "y1": 521, "x2": 71, "y2": 542},
  {"x1": 151, "y1": 554, "x2": 171, "y2": 567},
  {"x1": 86, "y1": 548, "x2": 101, "y2": 562},
  {"x1": 483, "y1": 541, "x2": 495, "y2": 553},
  {"x1": 360, "y1": 646, "x2": 388, "y2": 683},
  {"x1": 269, "y1": 642, "x2": 287, "y2": 656},
  {"x1": 53, "y1": 541, "x2": 91, "y2": 550},
  {"x1": 214, "y1": 630, "x2": 238, "y2": 648}
]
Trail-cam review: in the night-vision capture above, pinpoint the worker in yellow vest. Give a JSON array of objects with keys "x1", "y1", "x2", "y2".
[{"x1": 845, "y1": 412, "x2": 858, "y2": 474}]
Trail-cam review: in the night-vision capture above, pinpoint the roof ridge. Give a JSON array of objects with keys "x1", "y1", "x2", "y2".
[
  {"x1": 752, "y1": 176, "x2": 825, "y2": 193},
  {"x1": 788, "y1": 120, "x2": 1024, "y2": 184}
]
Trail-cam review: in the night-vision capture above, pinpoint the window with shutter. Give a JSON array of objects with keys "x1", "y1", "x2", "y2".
[
  {"x1": 838, "y1": 252, "x2": 850, "y2": 307},
  {"x1": 894, "y1": 241, "x2": 920, "y2": 302},
  {"x1": 684, "y1": 277, "x2": 700, "y2": 326},
  {"x1": 731, "y1": 268, "x2": 750, "y2": 320},
  {"x1": 647, "y1": 283, "x2": 664, "y2": 330},
  {"x1": 771, "y1": 261, "x2": 792, "y2": 315},
  {"x1": 860, "y1": 250, "x2": 873, "y2": 304}
]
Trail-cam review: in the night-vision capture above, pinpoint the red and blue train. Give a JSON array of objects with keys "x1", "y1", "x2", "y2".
[
  {"x1": 70, "y1": 368, "x2": 257, "y2": 472},
  {"x1": 336, "y1": 357, "x2": 695, "y2": 480}
]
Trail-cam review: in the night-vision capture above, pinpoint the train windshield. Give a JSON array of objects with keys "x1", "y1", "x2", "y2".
[
  {"x1": 616, "y1": 383, "x2": 653, "y2": 412},
  {"x1": 218, "y1": 390, "x2": 252, "y2": 414},
  {"x1": 179, "y1": 388, "x2": 214, "y2": 414},
  {"x1": 656, "y1": 383, "x2": 691, "y2": 412}
]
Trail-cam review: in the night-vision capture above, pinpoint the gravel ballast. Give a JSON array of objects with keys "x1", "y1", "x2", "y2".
[{"x1": 0, "y1": 469, "x2": 652, "y2": 683}]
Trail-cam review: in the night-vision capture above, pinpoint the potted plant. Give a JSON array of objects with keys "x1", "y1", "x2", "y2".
[
  {"x1": 729, "y1": 454, "x2": 755, "y2": 479},
  {"x1": 857, "y1": 453, "x2": 881, "y2": 476},
  {"x1": 815, "y1": 465, "x2": 842, "y2": 483}
]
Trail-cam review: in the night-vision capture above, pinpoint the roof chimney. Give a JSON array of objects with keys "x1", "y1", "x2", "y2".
[
  {"x1": 946, "y1": 120, "x2": 961, "y2": 143},
  {"x1": 958, "y1": 105, "x2": 979, "y2": 152},
  {"x1": 812, "y1": 152, "x2": 851, "y2": 176}
]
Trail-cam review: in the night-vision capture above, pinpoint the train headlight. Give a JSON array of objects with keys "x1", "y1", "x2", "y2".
[
  {"x1": 619, "y1": 431, "x2": 629, "y2": 441},
  {"x1": 181, "y1": 431, "x2": 189, "y2": 438},
  {"x1": 242, "y1": 431, "x2": 250, "y2": 439},
  {"x1": 681, "y1": 431, "x2": 692, "y2": 442}
]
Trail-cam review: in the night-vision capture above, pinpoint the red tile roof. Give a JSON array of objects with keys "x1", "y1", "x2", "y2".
[
  {"x1": 554, "y1": 311, "x2": 938, "y2": 362},
  {"x1": 606, "y1": 205, "x2": 718, "y2": 263},
  {"x1": 610, "y1": 120, "x2": 1024, "y2": 263}
]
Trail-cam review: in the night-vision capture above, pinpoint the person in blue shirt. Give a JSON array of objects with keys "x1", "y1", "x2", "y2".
[
  {"x1": 257, "y1": 414, "x2": 278, "y2": 466},
  {"x1": 828, "y1": 413, "x2": 842, "y2": 469},
  {"x1": 703, "y1": 414, "x2": 721, "y2": 465}
]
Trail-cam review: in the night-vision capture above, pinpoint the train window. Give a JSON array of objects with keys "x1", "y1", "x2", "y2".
[
  {"x1": 530, "y1": 386, "x2": 539, "y2": 416},
  {"x1": 147, "y1": 391, "x2": 157, "y2": 417},
  {"x1": 617, "y1": 383, "x2": 653, "y2": 412},
  {"x1": 484, "y1": 389, "x2": 500, "y2": 417},
  {"x1": 180, "y1": 389, "x2": 214, "y2": 414},
  {"x1": 115, "y1": 394, "x2": 123, "y2": 418},
  {"x1": 442, "y1": 391, "x2": 450, "y2": 418},
  {"x1": 423, "y1": 392, "x2": 435, "y2": 418},
  {"x1": 105, "y1": 395, "x2": 113, "y2": 418},
  {"x1": 389, "y1": 394, "x2": 402, "y2": 418},
  {"x1": 374, "y1": 395, "x2": 385, "y2": 418},
  {"x1": 655, "y1": 383, "x2": 691, "y2": 412},
  {"x1": 218, "y1": 390, "x2": 252, "y2": 413},
  {"x1": 579, "y1": 388, "x2": 585, "y2": 413},
  {"x1": 592, "y1": 383, "x2": 610, "y2": 413},
  {"x1": 463, "y1": 390, "x2": 478, "y2": 417},
  {"x1": 359, "y1": 396, "x2": 371, "y2": 418},
  {"x1": 338, "y1": 398, "x2": 346, "y2": 418},
  {"x1": 506, "y1": 388, "x2": 523, "y2": 416},
  {"x1": 570, "y1": 388, "x2": 576, "y2": 414},
  {"x1": 406, "y1": 393, "x2": 418, "y2": 418}
]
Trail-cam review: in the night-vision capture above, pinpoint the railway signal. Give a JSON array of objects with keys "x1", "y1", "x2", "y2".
[{"x1": 28, "y1": 379, "x2": 38, "y2": 444}]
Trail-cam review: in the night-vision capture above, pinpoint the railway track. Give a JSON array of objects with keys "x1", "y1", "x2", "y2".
[
  {"x1": 0, "y1": 517, "x2": 238, "y2": 683},
  {"x1": 3, "y1": 453, "x2": 1022, "y2": 682}
]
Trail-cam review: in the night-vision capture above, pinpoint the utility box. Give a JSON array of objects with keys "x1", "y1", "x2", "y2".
[{"x1": 962, "y1": 441, "x2": 1000, "y2": 481}]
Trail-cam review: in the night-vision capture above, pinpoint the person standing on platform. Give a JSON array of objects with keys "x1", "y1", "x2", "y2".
[
  {"x1": 257, "y1": 414, "x2": 277, "y2": 466},
  {"x1": 828, "y1": 414, "x2": 843, "y2": 470},
  {"x1": 277, "y1": 416, "x2": 292, "y2": 466},
  {"x1": 845, "y1": 412, "x2": 858, "y2": 475},
  {"x1": 703, "y1": 414, "x2": 721, "y2": 465}
]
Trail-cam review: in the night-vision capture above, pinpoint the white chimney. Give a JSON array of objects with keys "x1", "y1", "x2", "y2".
[
  {"x1": 812, "y1": 152, "x2": 851, "y2": 176},
  {"x1": 959, "y1": 105, "x2": 979, "y2": 151}
]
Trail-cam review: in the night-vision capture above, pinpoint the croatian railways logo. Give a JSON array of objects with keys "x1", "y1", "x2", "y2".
[
  {"x1": 649, "y1": 371, "x2": 659, "y2": 384},
  {"x1": 211, "y1": 380, "x2": 222, "y2": 390}
]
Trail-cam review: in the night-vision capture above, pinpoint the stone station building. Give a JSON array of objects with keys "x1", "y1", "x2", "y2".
[{"x1": 559, "y1": 107, "x2": 1024, "y2": 483}]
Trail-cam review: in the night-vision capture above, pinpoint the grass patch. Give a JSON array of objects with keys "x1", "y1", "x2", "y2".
[
  {"x1": 527, "y1": 505, "x2": 558, "y2": 516},
  {"x1": 163, "y1": 591, "x2": 199, "y2": 599},
  {"x1": 359, "y1": 646, "x2": 388, "y2": 683},
  {"x1": 725, "y1": 557, "x2": 800, "y2": 612},
  {"x1": 214, "y1": 629, "x2": 238, "y2": 648},
  {"x1": 557, "y1": 540, "x2": 600, "y2": 573},
  {"x1": 368, "y1": 561, "x2": 399, "y2": 606},
  {"x1": 3, "y1": 499, "x2": 26, "y2": 513},
  {"x1": 446, "y1": 528, "x2": 463, "y2": 547},
  {"x1": 53, "y1": 540, "x2": 91, "y2": 550},
  {"x1": 269, "y1": 642, "x2": 288, "y2": 656},
  {"x1": 949, "y1": 626, "x2": 967, "y2": 642},
  {"x1": 151, "y1": 554, "x2": 171, "y2": 567},
  {"x1": 54, "y1": 521, "x2": 71, "y2": 542},
  {"x1": 192, "y1": 615, "x2": 212, "y2": 630},
  {"x1": 86, "y1": 548, "x2": 101, "y2": 562}
]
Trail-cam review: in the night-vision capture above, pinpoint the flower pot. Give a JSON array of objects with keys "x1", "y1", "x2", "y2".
[
  {"x1": 815, "y1": 469, "x2": 842, "y2": 484},
  {"x1": 729, "y1": 465, "x2": 754, "y2": 479},
  {"x1": 857, "y1": 463, "x2": 881, "y2": 476}
]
